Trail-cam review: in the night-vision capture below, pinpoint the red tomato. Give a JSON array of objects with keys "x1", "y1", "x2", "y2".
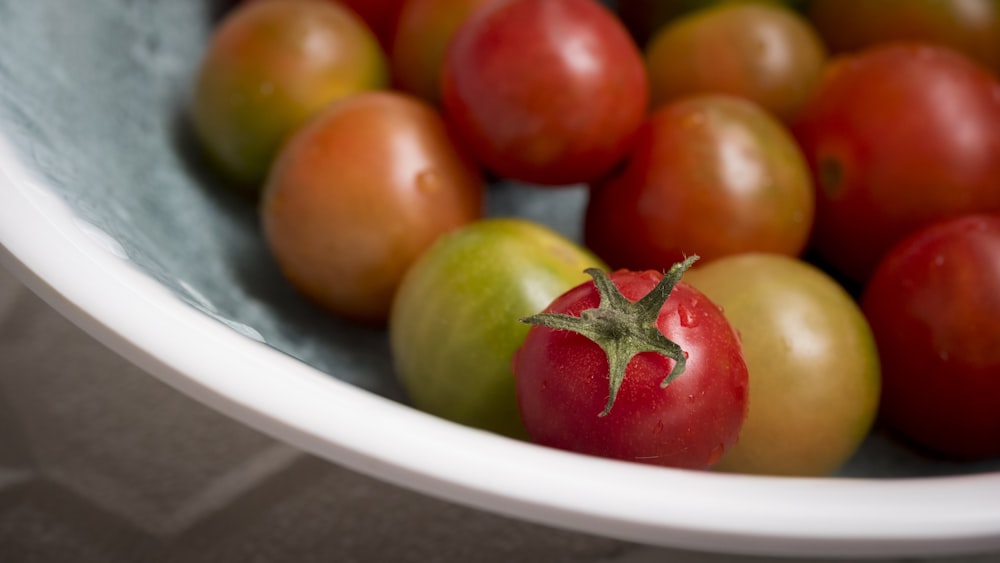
[
  {"x1": 585, "y1": 95, "x2": 814, "y2": 271},
  {"x1": 808, "y1": 0, "x2": 1000, "y2": 71},
  {"x1": 441, "y1": 0, "x2": 649, "y2": 186},
  {"x1": 513, "y1": 261, "x2": 749, "y2": 470},
  {"x1": 390, "y1": 0, "x2": 494, "y2": 104},
  {"x1": 792, "y1": 43, "x2": 1000, "y2": 283},
  {"x1": 261, "y1": 91, "x2": 485, "y2": 324},
  {"x1": 861, "y1": 214, "x2": 1000, "y2": 461}
]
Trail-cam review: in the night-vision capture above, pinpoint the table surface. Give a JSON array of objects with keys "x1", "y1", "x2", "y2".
[{"x1": 1, "y1": 263, "x2": 998, "y2": 563}]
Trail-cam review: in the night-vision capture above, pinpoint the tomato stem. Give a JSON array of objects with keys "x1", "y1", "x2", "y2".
[{"x1": 521, "y1": 256, "x2": 698, "y2": 417}]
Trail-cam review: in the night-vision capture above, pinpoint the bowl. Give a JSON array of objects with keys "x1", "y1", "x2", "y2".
[{"x1": 1, "y1": 1, "x2": 999, "y2": 558}]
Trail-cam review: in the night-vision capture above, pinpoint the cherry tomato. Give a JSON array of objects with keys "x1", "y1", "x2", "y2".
[
  {"x1": 808, "y1": 0, "x2": 1000, "y2": 71},
  {"x1": 390, "y1": 218, "x2": 606, "y2": 437},
  {"x1": 261, "y1": 91, "x2": 484, "y2": 324},
  {"x1": 390, "y1": 0, "x2": 494, "y2": 105},
  {"x1": 585, "y1": 94, "x2": 814, "y2": 271},
  {"x1": 441, "y1": 0, "x2": 648, "y2": 186},
  {"x1": 192, "y1": 0, "x2": 387, "y2": 188},
  {"x1": 513, "y1": 262, "x2": 749, "y2": 470},
  {"x1": 645, "y1": 2, "x2": 826, "y2": 122},
  {"x1": 684, "y1": 253, "x2": 881, "y2": 476},
  {"x1": 861, "y1": 214, "x2": 1000, "y2": 461},
  {"x1": 791, "y1": 43, "x2": 1000, "y2": 283},
  {"x1": 616, "y1": 0, "x2": 806, "y2": 47}
]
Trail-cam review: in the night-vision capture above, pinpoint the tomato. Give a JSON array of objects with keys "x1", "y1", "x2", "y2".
[
  {"x1": 390, "y1": 0, "x2": 494, "y2": 105},
  {"x1": 808, "y1": 0, "x2": 1000, "y2": 71},
  {"x1": 584, "y1": 94, "x2": 814, "y2": 272},
  {"x1": 861, "y1": 214, "x2": 1000, "y2": 461},
  {"x1": 645, "y1": 2, "x2": 826, "y2": 122},
  {"x1": 684, "y1": 253, "x2": 880, "y2": 476},
  {"x1": 336, "y1": 0, "x2": 407, "y2": 49},
  {"x1": 192, "y1": 0, "x2": 388, "y2": 188},
  {"x1": 440, "y1": 0, "x2": 648, "y2": 186},
  {"x1": 389, "y1": 218, "x2": 606, "y2": 437},
  {"x1": 513, "y1": 260, "x2": 749, "y2": 470},
  {"x1": 261, "y1": 91, "x2": 484, "y2": 324},
  {"x1": 791, "y1": 43, "x2": 1000, "y2": 283},
  {"x1": 616, "y1": 0, "x2": 806, "y2": 47}
]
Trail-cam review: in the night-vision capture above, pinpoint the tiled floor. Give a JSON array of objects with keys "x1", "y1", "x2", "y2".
[{"x1": 1, "y1": 263, "x2": 999, "y2": 563}]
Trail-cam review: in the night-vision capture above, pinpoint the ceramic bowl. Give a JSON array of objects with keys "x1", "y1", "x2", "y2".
[{"x1": 1, "y1": 1, "x2": 999, "y2": 558}]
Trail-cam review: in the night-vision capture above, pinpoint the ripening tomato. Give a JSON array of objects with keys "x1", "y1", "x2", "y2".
[
  {"x1": 585, "y1": 94, "x2": 814, "y2": 271},
  {"x1": 193, "y1": 0, "x2": 388, "y2": 188},
  {"x1": 808, "y1": 0, "x2": 1000, "y2": 71},
  {"x1": 390, "y1": 218, "x2": 606, "y2": 437},
  {"x1": 390, "y1": 0, "x2": 495, "y2": 104},
  {"x1": 616, "y1": 0, "x2": 806, "y2": 47},
  {"x1": 645, "y1": 2, "x2": 826, "y2": 122},
  {"x1": 261, "y1": 91, "x2": 484, "y2": 324},
  {"x1": 441, "y1": 0, "x2": 649, "y2": 186},
  {"x1": 684, "y1": 253, "x2": 881, "y2": 476},
  {"x1": 792, "y1": 43, "x2": 1000, "y2": 283},
  {"x1": 862, "y1": 214, "x2": 1000, "y2": 461},
  {"x1": 513, "y1": 261, "x2": 749, "y2": 470}
]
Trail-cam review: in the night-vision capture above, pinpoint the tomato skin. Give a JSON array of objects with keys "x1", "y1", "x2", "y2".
[
  {"x1": 861, "y1": 214, "x2": 1000, "y2": 461},
  {"x1": 616, "y1": 0, "x2": 806, "y2": 47},
  {"x1": 390, "y1": 0, "x2": 494, "y2": 105},
  {"x1": 390, "y1": 218, "x2": 606, "y2": 438},
  {"x1": 193, "y1": 0, "x2": 387, "y2": 188},
  {"x1": 684, "y1": 253, "x2": 881, "y2": 476},
  {"x1": 791, "y1": 43, "x2": 1000, "y2": 283},
  {"x1": 441, "y1": 0, "x2": 649, "y2": 186},
  {"x1": 513, "y1": 269, "x2": 749, "y2": 470},
  {"x1": 808, "y1": 0, "x2": 1000, "y2": 71},
  {"x1": 261, "y1": 91, "x2": 484, "y2": 324},
  {"x1": 585, "y1": 95, "x2": 814, "y2": 271},
  {"x1": 645, "y1": 2, "x2": 826, "y2": 122}
]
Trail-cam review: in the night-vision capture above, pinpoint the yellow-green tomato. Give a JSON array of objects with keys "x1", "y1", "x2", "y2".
[
  {"x1": 684, "y1": 253, "x2": 880, "y2": 476},
  {"x1": 192, "y1": 0, "x2": 387, "y2": 189},
  {"x1": 389, "y1": 218, "x2": 606, "y2": 438}
]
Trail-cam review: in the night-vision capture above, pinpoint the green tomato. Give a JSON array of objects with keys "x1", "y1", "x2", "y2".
[
  {"x1": 684, "y1": 253, "x2": 880, "y2": 476},
  {"x1": 389, "y1": 218, "x2": 606, "y2": 438}
]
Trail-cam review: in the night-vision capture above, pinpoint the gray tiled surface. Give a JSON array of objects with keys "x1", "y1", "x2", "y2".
[{"x1": 1, "y1": 263, "x2": 999, "y2": 563}]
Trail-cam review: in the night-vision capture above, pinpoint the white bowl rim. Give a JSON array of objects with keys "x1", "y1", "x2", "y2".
[{"x1": 1, "y1": 133, "x2": 999, "y2": 559}]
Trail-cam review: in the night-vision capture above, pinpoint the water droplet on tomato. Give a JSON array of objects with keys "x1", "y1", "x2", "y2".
[
  {"x1": 653, "y1": 420, "x2": 664, "y2": 435},
  {"x1": 706, "y1": 443, "x2": 726, "y2": 466},
  {"x1": 416, "y1": 170, "x2": 440, "y2": 195},
  {"x1": 677, "y1": 302, "x2": 699, "y2": 328}
]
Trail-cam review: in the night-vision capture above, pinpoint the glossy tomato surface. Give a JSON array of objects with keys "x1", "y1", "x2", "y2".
[
  {"x1": 685, "y1": 253, "x2": 881, "y2": 476},
  {"x1": 261, "y1": 91, "x2": 484, "y2": 324},
  {"x1": 441, "y1": 0, "x2": 648, "y2": 186},
  {"x1": 513, "y1": 268, "x2": 749, "y2": 470},
  {"x1": 616, "y1": 0, "x2": 806, "y2": 47},
  {"x1": 645, "y1": 2, "x2": 826, "y2": 122},
  {"x1": 792, "y1": 43, "x2": 1000, "y2": 283},
  {"x1": 390, "y1": 0, "x2": 494, "y2": 104},
  {"x1": 862, "y1": 214, "x2": 1000, "y2": 461},
  {"x1": 193, "y1": 0, "x2": 387, "y2": 188},
  {"x1": 389, "y1": 218, "x2": 606, "y2": 438},
  {"x1": 585, "y1": 94, "x2": 814, "y2": 271},
  {"x1": 808, "y1": 0, "x2": 1000, "y2": 71}
]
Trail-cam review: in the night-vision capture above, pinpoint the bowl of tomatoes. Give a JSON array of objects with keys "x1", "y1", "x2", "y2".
[{"x1": 1, "y1": 0, "x2": 1000, "y2": 558}]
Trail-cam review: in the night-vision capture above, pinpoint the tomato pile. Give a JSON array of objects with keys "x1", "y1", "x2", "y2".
[{"x1": 191, "y1": 0, "x2": 1000, "y2": 475}]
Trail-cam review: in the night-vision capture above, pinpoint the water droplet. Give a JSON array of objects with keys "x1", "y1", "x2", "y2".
[
  {"x1": 683, "y1": 351, "x2": 690, "y2": 360},
  {"x1": 653, "y1": 420, "x2": 664, "y2": 435},
  {"x1": 706, "y1": 443, "x2": 726, "y2": 466},
  {"x1": 416, "y1": 170, "x2": 440, "y2": 195},
  {"x1": 677, "y1": 302, "x2": 699, "y2": 328}
]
